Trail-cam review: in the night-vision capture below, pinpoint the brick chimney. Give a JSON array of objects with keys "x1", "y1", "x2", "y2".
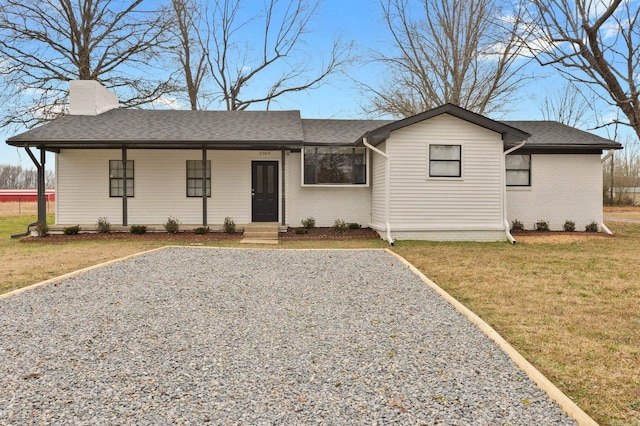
[{"x1": 69, "y1": 80, "x2": 119, "y2": 115}]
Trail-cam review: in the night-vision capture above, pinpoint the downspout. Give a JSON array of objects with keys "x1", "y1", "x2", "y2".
[
  {"x1": 601, "y1": 149, "x2": 614, "y2": 164},
  {"x1": 503, "y1": 141, "x2": 526, "y2": 244},
  {"x1": 601, "y1": 150, "x2": 615, "y2": 235},
  {"x1": 11, "y1": 145, "x2": 45, "y2": 238},
  {"x1": 363, "y1": 137, "x2": 394, "y2": 245},
  {"x1": 121, "y1": 147, "x2": 128, "y2": 226},
  {"x1": 202, "y1": 147, "x2": 207, "y2": 226},
  {"x1": 281, "y1": 148, "x2": 286, "y2": 226}
]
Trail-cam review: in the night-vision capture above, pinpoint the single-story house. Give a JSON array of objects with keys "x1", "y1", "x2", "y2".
[{"x1": 6, "y1": 81, "x2": 622, "y2": 243}]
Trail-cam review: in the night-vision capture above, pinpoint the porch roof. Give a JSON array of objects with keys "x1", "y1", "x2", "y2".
[{"x1": 7, "y1": 109, "x2": 306, "y2": 150}]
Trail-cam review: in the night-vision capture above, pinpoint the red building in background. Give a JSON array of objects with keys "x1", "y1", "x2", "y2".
[{"x1": 0, "y1": 189, "x2": 55, "y2": 202}]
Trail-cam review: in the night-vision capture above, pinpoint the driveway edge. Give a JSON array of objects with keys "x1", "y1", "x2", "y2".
[
  {"x1": 0, "y1": 246, "x2": 171, "y2": 301},
  {"x1": 386, "y1": 248, "x2": 598, "y2": 426}
]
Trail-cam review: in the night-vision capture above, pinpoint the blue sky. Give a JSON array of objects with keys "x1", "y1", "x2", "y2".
[{"x1": 0, "y1": 0, "x2": 623, "y2": 167}]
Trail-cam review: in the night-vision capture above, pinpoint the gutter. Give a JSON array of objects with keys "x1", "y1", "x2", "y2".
[
  {"x1": 362, "y1": 137, "x2": 394, "y2": 245},
  {"x1": 503, "y1": 141, "x2": 527, "y2": 244}
]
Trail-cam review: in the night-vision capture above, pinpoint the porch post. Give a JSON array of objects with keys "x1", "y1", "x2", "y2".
[
  {"x1": 202, "y1": 147, "x2": 207, "y2": 226},
  {"x1": 38, "y1": 147, "x2": 46, "y2": 225},
  {"x1": 281, "y1": 148, "x2": 286, "y2": 226},
  {"x1": 122, "y1": 147, "x2": 128, "y2": 226},
  {"x1": 24, "y1": 146, "x2": 46, "y2": 226}
]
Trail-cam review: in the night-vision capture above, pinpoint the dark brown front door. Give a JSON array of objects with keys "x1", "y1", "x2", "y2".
[{"x1": 252, "y1": 161, "x2": 278, "y2": 222}]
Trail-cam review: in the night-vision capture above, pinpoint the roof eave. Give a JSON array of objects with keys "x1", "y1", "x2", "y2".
[
  {"x1": 7, "y1": 139, "x2": 304, "y2": 149},
  {"x1": 357, "y1": 104, "x2": 531, "y2": 146}
]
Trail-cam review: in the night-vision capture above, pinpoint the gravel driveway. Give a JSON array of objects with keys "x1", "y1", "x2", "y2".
[{"x1": 0, "y1": 248, "x2": 576, "y2": 425}]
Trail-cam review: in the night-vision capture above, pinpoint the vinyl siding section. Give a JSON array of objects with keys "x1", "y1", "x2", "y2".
[
  {"x1": 507, "y1": 154, "x2": 603, "y2": 231},
  {"x1": 287, "y1": 152, "x2": 371, "y2": 227},
  {"x1": 386, "y1": 114, "x2": 505, "y2": 232},
  {"x1": 56, "y1": 149, "x2": 122, "y2": 224},
  {"x1": 56, "y1": 149, "x2": 282, "y2": 225}
]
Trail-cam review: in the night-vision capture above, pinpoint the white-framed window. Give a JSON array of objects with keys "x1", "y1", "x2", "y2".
[
  {"x1": 109, "y1": 160, "x2": 134, "y2": 197},
  {"x1": 303, "y1": 147, "x2": 367, "y2": 185},
  {"x1": 506, "y1": 154, "x2": 531, "y2": 186},
  {"x1": 186, "y1": 160, "x2": 211, "y2": 197},
  {"x1": 429, "y1": 144, "x2": 461, "y2": 177}
]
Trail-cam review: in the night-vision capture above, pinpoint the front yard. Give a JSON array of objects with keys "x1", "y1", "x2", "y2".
[{"x1": 1, "y1": 210, "x2": 639, "y2": 425}]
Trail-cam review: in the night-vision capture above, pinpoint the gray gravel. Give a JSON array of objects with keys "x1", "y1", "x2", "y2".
[{"x1": 0, "y1": 248, "x2": 577, "y2": 425}]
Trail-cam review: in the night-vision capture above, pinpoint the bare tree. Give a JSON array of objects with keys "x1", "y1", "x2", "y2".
[
  {"x1": 200, "y1": 0, "x2": 352, "y2": 111},
  {"x1": 0, "y1": 165, "x2": 55, "y2": 189},
  {"x1": 168, "y1": 0, "x2": 209, "y2": 110},
  {"x1": 369, "y1": 0, "x2": 529, "y2": 118},
  {"x1": 0, "y1": 0, "x2": 175, "y2": 130},
  {"x1": 525, "y1": 0, "x2": 640, "y2": 140},
  {"x1": 537, "y1": 82, "x2": 593, "y2": 128},
  {"x1": 603, "y1": 139, "x2": 640, "y2": 205}
]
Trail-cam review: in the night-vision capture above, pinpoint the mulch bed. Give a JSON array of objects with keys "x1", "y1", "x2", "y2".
[
  {"x1": 511, "y1": 230, "x2": 611, "y2": 243},
  {"x1": 279, "y1": 227, "x2": 380, "y2": 240},
  {"x1": 20, "y1": 227, "x2": 380, "y2": 243}
]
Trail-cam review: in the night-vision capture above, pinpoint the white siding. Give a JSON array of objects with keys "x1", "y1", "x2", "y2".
[
  {"x1": 507, "y1": 154, "x2": 603, "y2": 231},
  {"x1": 286, "y1": 152, "x2": 371, "y2": 227},
  {"x1": 56, "y1": 149, "x2": 282, "y2": 225},
  {"x1": 56, "y1": 150, "x2": 122, "y2": 224},
  {"x1": 386, "y1": 114, "x2": 505, "y2": 232}
]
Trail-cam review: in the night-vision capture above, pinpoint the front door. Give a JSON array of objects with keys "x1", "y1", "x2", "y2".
[{"x1": 252, "y1": 161, "x2": 278, "y2": 222}]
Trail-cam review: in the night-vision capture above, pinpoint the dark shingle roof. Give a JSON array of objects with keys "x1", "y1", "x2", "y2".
[
  {"x1": 6, "y1": 106, "x2": 622, "y2": 152},
  {"x1": 501, "y1": 121, "x2": 621, "y2": 150},
  {"x1": 301, "y1": 119, "x2": 393, "y2": 144},
  {"x1": 360, "y1": 104, "x2": 532, "y2": 146},
  {"x1": 8, "y1": 109, "x2": 304, "y2": 144}
]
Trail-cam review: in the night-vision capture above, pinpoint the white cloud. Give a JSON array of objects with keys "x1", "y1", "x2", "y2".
[{"x1": 150, "y1": 95, "x2": 186, "y2": 110}]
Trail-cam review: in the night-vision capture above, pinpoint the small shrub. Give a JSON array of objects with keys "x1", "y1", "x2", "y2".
[
  {"x1": 511, "y1": 219, "x2": 524, "y2": 232},
  {"x1": 96, "y1": 217, "x2": 111, "y2": 234},
  {"x1": 130, "y1": 225, "x2": 147, "y2": 235},
  {"x1": 223, "y1": 217, "x2": 236, "y2": 234},
  {"x1": 332, "y1": 219, "x2": 347, "y2": 233},
  {"x1": 294, "y1": 227, "x2": 308, "y2": 234},
  {"x1": 63, "y1": 225, "x2": 81, "y2": 235},
  {"x1": 536, "y1": 221, "x2": 549, "y2": 232},
  {"x1": 348, "y1": 222, "x2": 361, "y2": 230},
  {"x1": 35, "y1": 221, "x2": 49, "y2": 237},
  {"x1": 585, "y1": 221, "x2": 599, "y2": 232},
  {"x1": 164, "y1": 216, "x2": 181, "y2": 234},
  {"x1": 563, "y1": 220, "x2": 576, "y2": 232},
  {"x1": 193, "y1": 226, "x2": 210, "y2": 235},
  {"x1": 301, "y1": 217, "x2": 316, "y2": 229}
]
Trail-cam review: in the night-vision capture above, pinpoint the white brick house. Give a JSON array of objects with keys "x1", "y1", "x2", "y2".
[{"x1": 6, "y1": 81, "x2": 622, "y2": 243}]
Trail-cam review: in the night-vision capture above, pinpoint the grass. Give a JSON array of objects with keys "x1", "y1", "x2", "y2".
[
  {"x1": 1, "y1": 210, "x2": 639, "y2": 425},
  {"x1": 604, "y1": 205, "x2": 640, "y2": 221}
]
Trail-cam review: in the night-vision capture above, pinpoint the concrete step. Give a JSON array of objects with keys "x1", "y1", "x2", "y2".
[
  {"x1": 239, "y1": 238, "x2": 279, "y2": 245},
  {"x1": 243, "y1": 231, "x2": 279, "y2": 239},
  {"x1": 242, "y1": 222, "x2": 280, "y2": 242}
]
